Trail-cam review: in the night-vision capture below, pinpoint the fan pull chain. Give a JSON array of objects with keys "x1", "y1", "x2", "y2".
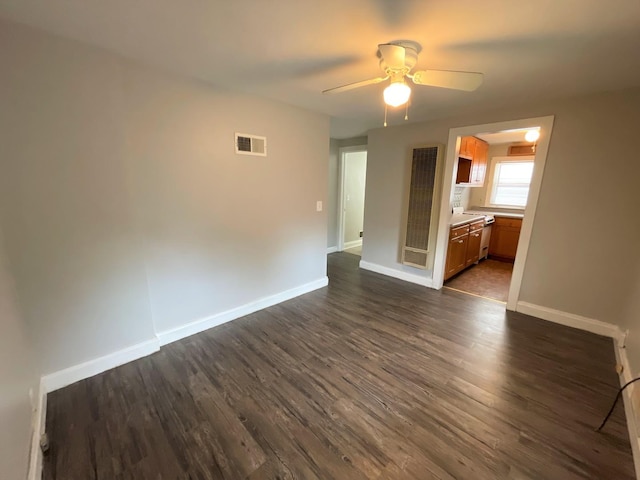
[
  {"x1": 405, "y1": 102, "x2": 409, "y2": 121},
  {"x1": 383, "y1": 104, "x2": 388, "y2": 127}
]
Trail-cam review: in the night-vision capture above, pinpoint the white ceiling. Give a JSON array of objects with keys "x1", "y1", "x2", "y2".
[{"x1": 1, "y1": 0, "x2": 640, "y2": 138}]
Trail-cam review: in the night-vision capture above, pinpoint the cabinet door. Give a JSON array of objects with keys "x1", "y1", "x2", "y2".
[
  {"x1": 466, "y1": 229, "x2": 482, "y2": 266},
  {"x1": 445, "y1": 234, "x2": 468, "y2": 279},
  {"x1": 460, "y1": 136, "x2": 476, "y2": 158},
  {"x1": 488, "y1": 218, "x2": 522, "y2": 261},
  {"x1": 471, "y1": 140, "x2": 488, "y2": 186}
]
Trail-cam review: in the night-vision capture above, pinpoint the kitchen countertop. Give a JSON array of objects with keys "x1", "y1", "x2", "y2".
[
  {"x1": 465, "y1": 208, "x2": 524, "y2": 219},
  {"x1": 450, "y1": 213, "x2": 485, "y2": 227}
]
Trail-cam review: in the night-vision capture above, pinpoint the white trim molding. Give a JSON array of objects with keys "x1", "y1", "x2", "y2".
[
  {"x1": 359, "y1": 260, "x2": 433, "y2": 288},
  {"x1": 516, "y1": 302, "x2": 621, "y2": 339},
  {"x1": 326, "y1": 246, "x2": 338, "y2": 254},
  {"x1": 41, "y1": 338, "x2": 161, "y2": 393},
  {"x1": 27, "y1": 379, "x2": 47, "y2": 480},
  {"x1": 157, "y1": 276, "x2": 329, "y2": 346},
  {"x1": 614, "y1": 342, "x2": 640, "y2": 479},
  {"x1": 343, "y1": 239, "x2": 362, "y2": 250}
]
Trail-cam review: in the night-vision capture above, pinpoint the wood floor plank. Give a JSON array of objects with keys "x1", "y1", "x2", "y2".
[{"x1": 43, "y1": 252, "x2": 635, "y2": 479}]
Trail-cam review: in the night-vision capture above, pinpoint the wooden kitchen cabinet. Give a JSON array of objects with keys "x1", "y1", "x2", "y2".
[
  {"x1": 459, "y1": 136, "x2": 475, "y2": 158},
  {"x1": 456, "y1": 136, "x2": 489, "y2": 186},
  {"x1": 470, "y1": 139, "x2": 488, "y2": 186},
  {"x1": 445, "y1": 233, "x2": 468, "y2": 280},
  {"x1": 466, "y1": 226, "x2": 483, "y2": 266},
  {"x1": 488, "y1": 216, "x2": 523, "y2": 262},
  {"x1": 445, "y1": 219, "x2": 484, "y2": 279}
]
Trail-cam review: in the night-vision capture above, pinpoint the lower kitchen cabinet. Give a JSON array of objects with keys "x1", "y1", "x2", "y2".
[
  {"x1": 488, "y1": 216, "x2": 523, "y2": 261},
  {"x1": 445, "y1": 219, "x2": 484, "y2": 280},
  {"x1": 466, "y1": 227, "x2": 482, "y2": 266},
  {"x1": 445, "y1": 233, "x2": 468, "y2": 280}
]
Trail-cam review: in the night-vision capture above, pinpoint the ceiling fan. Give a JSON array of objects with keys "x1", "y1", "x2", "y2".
[{"x1": 322, "y1": 42, "x2": 483, "y2": 108}]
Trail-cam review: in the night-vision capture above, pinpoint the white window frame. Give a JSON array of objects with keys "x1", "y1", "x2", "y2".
[{"x1": 485, "y1": 155, "x2": 535, "y2": 209}]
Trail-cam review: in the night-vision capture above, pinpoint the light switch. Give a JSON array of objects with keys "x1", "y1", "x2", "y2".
[{"x1": 316, "y1": 201, "x2": 323, "y2": 212}]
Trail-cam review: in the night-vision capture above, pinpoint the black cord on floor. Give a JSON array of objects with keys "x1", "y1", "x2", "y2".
[{"x1": 596, "y1": 377, "x2": 640, "y2": 432}]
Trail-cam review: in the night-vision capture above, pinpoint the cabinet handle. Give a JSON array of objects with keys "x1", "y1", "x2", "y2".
[{"x1": 458, "y1": 240, "x2": 464, "y2": 243}]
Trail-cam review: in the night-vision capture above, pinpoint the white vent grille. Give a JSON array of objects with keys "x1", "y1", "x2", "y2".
[{"x1": 235, "y1": 133, "x2": 267, "y2": 156}]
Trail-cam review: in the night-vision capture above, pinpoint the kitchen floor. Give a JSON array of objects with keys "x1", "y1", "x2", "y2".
[{"x1": 444, "y1": 258, "x2": 513, "y2": 302}]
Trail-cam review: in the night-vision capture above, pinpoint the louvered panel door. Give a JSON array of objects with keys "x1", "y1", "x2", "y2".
[{"x1": 401, "y1": 145, "x2": 442, "y2": 269}]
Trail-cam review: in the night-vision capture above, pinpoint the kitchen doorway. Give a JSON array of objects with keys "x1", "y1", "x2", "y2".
[
  {"x1": 338, "y1": 146, "x2": 367, "y2": 256},
  {"x1": 432, "y1": 116, "x2": 555, "y2": 310}
]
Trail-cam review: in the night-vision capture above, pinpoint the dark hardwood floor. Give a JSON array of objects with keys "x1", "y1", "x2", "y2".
[{"x1": 43, "y1": 252, "x2": 635, "y2": 479}]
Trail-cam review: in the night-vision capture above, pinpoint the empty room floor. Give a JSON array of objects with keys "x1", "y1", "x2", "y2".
[
  {"x1": 43, "y1": 253, "x2": 634, "y2": 479},
  {"x1": 445, "y1": 258, "x2": 514, "y2": 302}
]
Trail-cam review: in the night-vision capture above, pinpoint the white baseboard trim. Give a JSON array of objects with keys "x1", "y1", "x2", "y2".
[
  {"x1": 614, "y1": 343, "x2": 640, "y2": 479},
  {"x1": 41, "y1": 338, "x2": 160, "y2": 393},
  {"x1": 327, "y1": 246, "x2": 338, "y2": 254},
  {"x1": 359, "y1": 260, "x2": 433, "y2": 288},
  {"x1": 40, "y1": 277, "x2": 329, "y2": 393},
  {"x1": 344, "y1": 239, "x2": 362, "y2": 250},
  {"x1": 27, "y1": 378, "x2": 47, "y2": 480},
  {"x1": 515, "y1": 301, "x2": 621, "y2": 339},
  {"x1": 157, "y1": 276, "x2": 329, "y2": 346}
]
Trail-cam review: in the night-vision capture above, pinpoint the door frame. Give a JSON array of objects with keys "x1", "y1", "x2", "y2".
[
  {"x1": 431, "y1": 115, "x2": 555, "y2": 311},
  {"x1": 337, "y1": 145, "x2": 367, "y2": 252}
]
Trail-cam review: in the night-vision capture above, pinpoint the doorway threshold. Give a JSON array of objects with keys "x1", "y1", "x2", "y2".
[{"x1": 442, "y1": 285, "x2": 507, "y2": 304}]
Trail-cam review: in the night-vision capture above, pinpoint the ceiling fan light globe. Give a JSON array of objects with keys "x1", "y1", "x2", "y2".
[{"x1": 383, "y1": 82, "x2": 411, "y2": 107}]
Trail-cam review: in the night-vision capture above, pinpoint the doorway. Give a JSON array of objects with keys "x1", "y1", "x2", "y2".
[
  {"x1": 432, "y1": 116, "x2": 555, "y2": 310},
  {"x1": 338, "y1": 146, "x2": 367, "y2": 256}
]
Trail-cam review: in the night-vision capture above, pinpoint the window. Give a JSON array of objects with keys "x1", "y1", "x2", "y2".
[{"x1": 488, "y1": 157, "x2": 534, "y2": 208}]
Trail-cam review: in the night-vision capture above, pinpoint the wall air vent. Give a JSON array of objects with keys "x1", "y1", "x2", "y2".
[
  {"x1": 235, "y1": 133, "x2": 267, "y2": 156},
  {"x1": 401, "y1": 144, "x2": 443, "y2": 269}
]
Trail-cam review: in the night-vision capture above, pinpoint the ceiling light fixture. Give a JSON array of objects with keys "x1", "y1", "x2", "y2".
[
  {"x1": 383, "y1": 81, "x2": 411, "y2": 107},
  {"x1": 525, "y1": 130, "x2": 540, "y2": 142},
  {"x1": 525, "y1": 129, "x2": 540, "y2": 153}
]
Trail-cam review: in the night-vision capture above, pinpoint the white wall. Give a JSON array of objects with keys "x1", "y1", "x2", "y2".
[
  {"x1": 0, "y1": 19, "x2": 329, "y2": 375},
  {"x1": 0, "y1": 226, "x2": 39, "y2": 479},
  {"x1": 327, "y1": 139, "x2": 339, "y2": 248},
  {"x1": 363, "y1": 88, "x2": 640, "y2": 329},
  {"x1": 343, "y1": 151, "x2": 367, "y2": 244}
]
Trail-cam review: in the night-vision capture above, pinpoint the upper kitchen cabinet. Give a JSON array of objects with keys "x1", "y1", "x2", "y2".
[{"x1": 456, "y1": 136, "x2": 488, "y2": 187}]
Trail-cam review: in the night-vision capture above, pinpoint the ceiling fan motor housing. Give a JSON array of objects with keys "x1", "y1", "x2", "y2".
[{"x1": 379, "y1": 44, "x2": 418, "y2": 75}]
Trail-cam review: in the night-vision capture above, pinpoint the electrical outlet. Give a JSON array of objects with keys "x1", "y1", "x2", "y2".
[{"x1": 316, "y1": 201, "x2": 323, "y2": 212}]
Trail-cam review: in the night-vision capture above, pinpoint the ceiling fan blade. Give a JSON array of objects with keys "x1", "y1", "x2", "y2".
[
  {"x1": 322, "y1": 76, "x2": 389, "y2": 94},
  {"x1": 379, "y1": 44, "x2": 406, "y2": 70},
  {"x1": 411, "y1": 69, "x2": 483, "y2": 91}
]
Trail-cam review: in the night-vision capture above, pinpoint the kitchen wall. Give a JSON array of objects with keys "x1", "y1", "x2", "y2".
[
  {"x1": 0, "y1": 225, "x2": 39, "y2": 479},
  {"x1": 363, "y1": 87, "x2": 640, "y2": 330},
  {"x1": 326, "y1": 136, "x2": 367, "y2": 250},
  {"x1": 0, "y1": 19, "x2": 329, "y2": 376}
]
